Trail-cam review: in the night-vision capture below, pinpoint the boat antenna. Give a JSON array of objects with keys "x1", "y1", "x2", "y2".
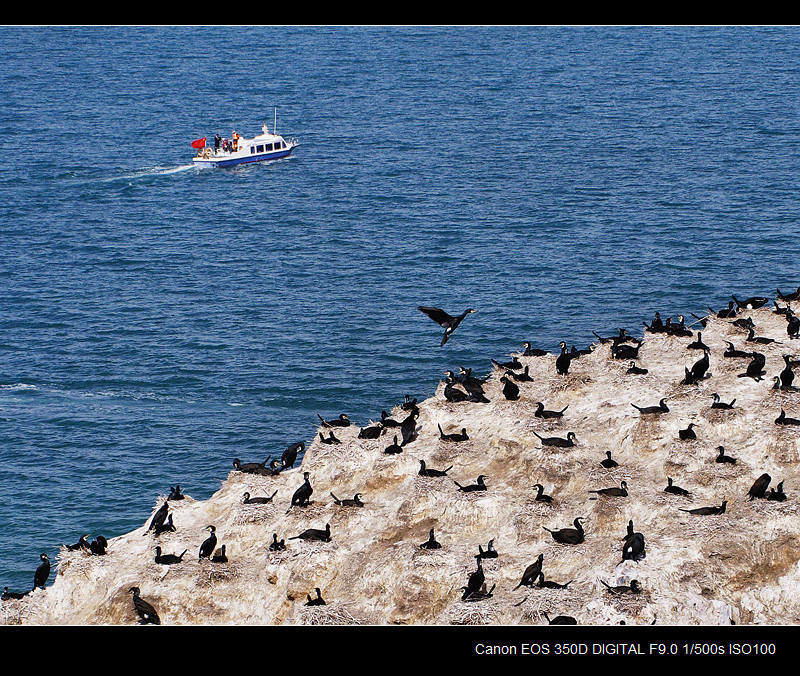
[{"x1": 274, "y1": 107, "x2": 277, "y2": 136}]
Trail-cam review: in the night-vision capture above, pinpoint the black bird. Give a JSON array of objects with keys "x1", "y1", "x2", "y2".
[
  {"x1": 723, "y1": 341, "x2": 750, "y2": 358},
  {"x1": 454, "y1": 475, "x2": 488, "y2": 492},
  {"x1": 477, "y1": 539, "x2": 498, "y2": 559},
  {"x1": 168, "y1": 485, "x2": 184, "y2": 501},
  {"x1": 536, "y1": 572, "x2": 572, "y2": 590},
  {"x1": 731, "y1": 316, "x2": 756, "y2": 330},
  {"x1": 400, "y1": 410, "x2": 420, "y2": 446},
  {"x1": 242, "y1": 490, "x2": 278, "y2": 504},
  {"x1": 438, "y1": 424, "x2": 469, "y2": 442},
  {"x1": 773, "y1": 376, "x2": 800, "y2": 392},
  {"x1": 291, "y1": 472, "x2": 313, "y2": 507},
  {"x1": 211, "y1": 545, "x2": 228, "y2": 563},
  {"x1": 152, "y1": 514, "x2": 175, "y2": 536},
  {"x1": 775, "y1": 409, "x2": 800, "y2": 426},
  {"x1": 780, "y1": 355, "x2": 796, "y2": 388},
  {"x1": 678, "y1": 423, "x2": 698, "y2": 440},
  {"x1": 89, "y1": 535, "x2": 108, "y2": 555},
  {"x1": 318, "y1": 431, "x2": 340, "y2": 445},
  {"x1": 281, "y1": 441, "x2": 305, "y2": 469},
  {"x1": 513, "y1": 554, "x2": 544, "y2": 590},
  {"x1": 146, "y1": 501, "x2": 169, "y2": 534},
  {"x1": 631, "y1": 399, "x2": 669, "y2": 415},
  {"x1": 746, "y1": 327, "x2": 779, "y2": 345},
  {"x1": 684, "y1": 349, "x2": 710, "y2": 384},
  {"x1": 626, "y1": 362, "x2": 648, "y2": 375},
  {"x1": 128, "y1": 587, "x2": 160, "y2": 625},
  {"x1": 417, "y1": 306, "x2": 476, "y2": 346},
  {"x1": 232, "y1": 457, "x2": 272, "y2": 474},
  {"x1": 379, "y1": 410, "x2": 401, "y2": 427},
  {"x1": 420, "y1": 528, "x2": 442, "y2": 550},
  {"x1": 711, "y1": 393, "x2": 736, "y2": 409},
  {"x1": 534, "y1": 402, "x2": 568, "y2": 419},
  {"x1": 65, "y1": 534, "x2": 91, "y2": 552},
  {"x1": 418, "y1": 460, "x2": 452, "y2": 477},
  {"x1": 289, "y1": 523, "x2": 332, "y2": 542},
  {"x1": 510, "y1": 365, "x2": 534, "y2": 382},
  {"x1": 543, "y1": 611, "x2": 577, "y2": 625},
  {"x1": 522, "y1": 341, "x2": 548, "y2": 356},
  {"x1": 589, "y1": 481, "x2": 628, "y2": 497},
  {"x1": 710, "y1": 301, "x2": 738, "y2": 318},
  {"x1": 492, "y1": 357, "x2": 522, "y2": 371},
  {"x1": 198, "y1": 526, "x2": 217, "y2": 560},
  {"x1": 461, "y1": 583, "x2": 496, "y2": 602},
  {"x1": 738, "y1": 352, "x2": 767, "y2": 381},
  {"x1": 664, "y1": 477, "x2": 691, "y2": 496},
  {"x1": 269, "y1": 534, "x2": 286, "y2": 551},
  {"x1": 601, "y1": 579, "x2": 642, "y2": 595},
  {"x1": 622, "y1": 531, "x2": 646, "y2": 562},
  {"x1": 555, "y1": 342, "x2": 571, "y2": 375},
  {"x1": 317, "y1": 413, "x2": 351, "y2": 428},
  {"x1": 33, "y1": 554, "x2": 50, "y2": 590},
  {"x1": 358, "y1": 425, "x2": 382, "y2": 439},
  {"x1": 532, "y1": 483, "x2": 553, "y2": 503},
  {"x1": 443, "y1": 372, "x2": 470, "y2": 402},
  {"x1": 611, "y1": 341, "x2": 641, "y2": 360},
  {"x1": 400, "y1": 395, "x2": 418, "y2": 411},
  {"x1": 600, "y1": 451, "x2": 618, "y2": 468},
  {"x1": 2, "y1": 587, "x2": 27, "y2": 600},
  {"x1": 463, "y1": 556, "x2": 485, "y2": 600},
  {"x1": 384, "y1": 435, "x2": 403, "y2": 455},
  {"x1": 733, "y1": 294, "x2": 769, "y2": 310},
  {"x1": 330, "y1": 492, "x2": 364, "y2": 507},
  {"x1": 715, "y1": 446, "x2": 737, "y2": 464},
  {"x1": 543, "y1": 518, "x2": 585, "y2": 544},
  {"x1": 533, "y1": 431, "x2": 577, "y2": 448},
  {"x1": 680, "y1": 500, "x2": 727, "y2": 516},
  {"x1": 747, "y1": 474, "x2": 772, "y2": 501},
  {"x1": 767, "y1": 481, "x2": 787, "y2": 502},
  {"x1": 687, "y1": 332, "x2": 710, "y2": 350},
  {"x1": 305, "y1": 588, "x2": 326, "y2": 606},
  {"x1": 777, "y1": 286, "x2": 800, "y2": 302},
  {"x1": 154, "y1": 546, "x2": 187, "y2": 565},
  {"x1": 500, "y1": 375, "x2": 520, "y2": 400}
]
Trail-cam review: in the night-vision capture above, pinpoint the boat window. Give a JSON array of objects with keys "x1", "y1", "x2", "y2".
[
  {"x1": 264, "y1": 143, "x2": 274, "y2": 151},
  {"x1": 250, "y1": 146, "x2": 256, "y2": 154},
  {"x1": 256, "y1": 145, "x2": 264, "y2": 152}
]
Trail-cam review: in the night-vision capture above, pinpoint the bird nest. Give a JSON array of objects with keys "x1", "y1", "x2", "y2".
[
  {"x1": 298, "y1": 603, "x2": 363, "y2": 625},
  {"x1": 449, "y1": 602, "x2": 497, "y2": 625}
]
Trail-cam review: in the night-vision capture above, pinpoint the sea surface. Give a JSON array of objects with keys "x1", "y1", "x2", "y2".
[{"x1": 1, "y1": 26, "x2": 799, "y2": 591}]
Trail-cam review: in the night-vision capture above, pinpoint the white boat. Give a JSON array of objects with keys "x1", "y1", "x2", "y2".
[{"x1": 191, "y1": 111, "x2": 298, "y2": 168}]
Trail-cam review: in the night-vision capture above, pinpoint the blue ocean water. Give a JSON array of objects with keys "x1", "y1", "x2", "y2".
[{"x1": 1, "y1": 26, "x2": 799, "y2": 592}]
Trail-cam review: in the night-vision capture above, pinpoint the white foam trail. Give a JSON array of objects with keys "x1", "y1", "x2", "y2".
[{"x1": 98, "y1": 164, "x2": 196, "y2": 183}]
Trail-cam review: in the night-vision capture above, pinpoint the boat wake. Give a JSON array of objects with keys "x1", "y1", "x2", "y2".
[{"x1": 101, "y1": 164, "x2": 197, "y2": 182}]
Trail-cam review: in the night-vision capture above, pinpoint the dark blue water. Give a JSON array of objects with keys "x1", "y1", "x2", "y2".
[{"x1": 1, "y1": 26, "x2": 799, "y2": 591}]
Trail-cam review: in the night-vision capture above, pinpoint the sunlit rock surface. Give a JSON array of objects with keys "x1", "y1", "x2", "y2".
[{"x1": 4, "y1": 301, "x2": 800, "y2": 625}]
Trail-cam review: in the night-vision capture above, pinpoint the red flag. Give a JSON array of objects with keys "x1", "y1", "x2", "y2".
[{"x1": 190, "y1": 137, "x2": 207, "y2": 149}]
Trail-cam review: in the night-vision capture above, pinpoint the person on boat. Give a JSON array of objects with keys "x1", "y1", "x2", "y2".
[
  {"x1": 232, "y1": 131, "x2": 240, "y2": 152},
  {"x1": 214, "y1": 134, "x2": 221, "y2": 152}
]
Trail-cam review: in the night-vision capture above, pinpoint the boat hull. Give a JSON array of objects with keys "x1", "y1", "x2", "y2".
[{"x1": 192, "y1": 146, "x2": 296, "y2": 168}]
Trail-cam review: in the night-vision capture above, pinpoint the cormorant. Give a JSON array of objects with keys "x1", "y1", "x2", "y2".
[
  {"x1": 513, "y1": 554, "x2": 544, "y2": 590},
  {"x1": 420, "y1": 528, "x2": 442, "y2": 550},
  {"x1": 601, "y1": 579, "x2": 641, "y2": 595},
  {"x1": 33, "y1": 554, "x2": 50, "y2": 590},
  {"x1": 711, "y1": 393, "x2": 736, "y2": 409},
  {"x1": 89, "y1": 535, "x2": 108, "y2": 555},
  {"x1": 478, "y1": 539, "x2": 498, "y2": 559},
  {"x1": 384, "y1": 435, "x2": 403, "y2": 454},
  {"x1": 543, "y1": 611, "x2": 577, "y2": 625},
  {"x1": 153, "y1": 514, "x2": 175, "y2": 536},
  {"x1": 319, "y1": 431, "x2": 341, "y2": 444},
  {"x1": 600, "y1": 451, "x2": 618, "y2": 468},
  {"x1": 418, "y1": 460, "x2": 452, "y2": 477},
  {"x1": 232, "y1": 457, "x2": 271, "y2": 474},
  {"x1": 2, "y1": 587, "x2": 26, "y2": 600},
  {"x1": 775, "y1": 409, "x2": 800, "y2": 426},
  {"x1": 305, "y1": 588, "x2": 326, "y2": 606},
  {"x1": 777, "y1": 286, "x2": 800, "y2": 302},
  {"x1": 589, "y1": 481, "x2": 628, "y2": 497},
  {"x1": 380, "y1": 410, "x2": 401, "y2": 427},
  {"x1": 269, "y1": 534, "x2": 286, "y2": 551},
  {"x1": 128, "y1": 587, "x2": 160, "y2": 625},
  {"x1": 738, "y1": 352, "x2": 767, "y2": 381},
  {"x1": 715, "y1": 446, "x2": 737, "y2": 464},
  {"x1": 747, "y1": 474, "x2": 772, "y2": 500},
  {"x1": 443, "y1": 373, "x2": 470, "y2": 402},
  {"x1": 146, "y1": 501, "x2": 169, "y2": 534},
  {"x1": 492, "y1": 357, "x2": 522, "y2": 371},
  {"x1": 289, "y1": 523, "x2": 332, "y2": 542},
  {"x1": 65, "y1": 534, "x2": 91, "y2": 552},
  {"x1": 687, "y1": 332, "x2": 710, "y2": 350},
  {"x1": 198, "y1": 526, "x2": 217, "y2": 560},
  {"x1": 626, "y1": 362, "x2": 648, "y2": 375},
  {"x1": 746, "y1": 327, "x2": 779, "y2": 345},
  {"x1": 733, "y1": 295, "x2": 769, "y2": 310},
  {"x1": 533, "y1": 431, "x2": 577, "y2": 447},
  {"x1": 543, "y1": 518, "x2": 585, "y2": 544},
  {"x1": 533, "y1": 483, "x2": 553, "y2": 503},
  {"x1": 510, "y1": 365, "x2": 534, "y2": 382},
  {"x1": 534, "y1": 402, "x2": 568, "y2": 419},
  {"x1": 500, "y1": 375, "x2": 520, "y2": 400},
  {"x1": 709, "y1": 301, "x2": 738, "y2": 318},
  {"x1": 438, "y1": 424, "x2": 469, "y2": 442},
  {"x1": 767, "y1": 481, "x2": 787, "y2": 502},
  {"x1": 461, "y1": 583, "x2": 496, "y2": 601},
  {"x1": 168, "y1": 485, "x2": 184, "y2": 501},
  {"x1": 291, "y1": 472, "x2": 313, "y2": 507},
  {"x1": 330, "y1": 492, "x2": 364, "y2": 507},
  {"x1": 780, "y1": 356, "x2": 796, "y2": 388},
  {"x1": 678, "y1": 423, "x2": 698, "y2": 440},
  {"x1": 154, "y1": 547, "x2": 187, "y2": 565},
  {"x1": 522, "y1": 341, "x2": 548, "y2": 356},
  {"x1": 664, "y1": 477, "x2": 691, "y2": 496},
  {"x1": 454, "y1": 475, "x2": 488, "y2": 492},
  {"x1": 555, "y1": 342, "x2": 571, "y2": 375},
  {"x1": 723, "y1": 341, "x2": 750, "y2": 358},
  {"x1": 631, "y1": 399, "x2": 669, "y2": 415},
  {"x1": 281, "y1": 441, "x2": 305, "y2": 470},
  {"x1": 242, "y1": 490, "x2": 278, "y2": 504},
  {"x1": 462, "y1": 556, "x2": 485, "y2": 600},
  {"x1": 417, "y1": 306, "x2": 476, "y2": 346},
  {"x1": 211, "y1": 545, "x2": 228, "y2": 563},
  {"x1": 536, "y1": 572, "x2": 572, "y2": 590},
  {"x1": 358, "y1": 425, "x2": 383, "y2": 439},
  {"x1": 317, "y1": 413, "x2": 350, "y2": 428},
  {"x1": 680, "y1": 501, "x2": 727, "y2": 515}
]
